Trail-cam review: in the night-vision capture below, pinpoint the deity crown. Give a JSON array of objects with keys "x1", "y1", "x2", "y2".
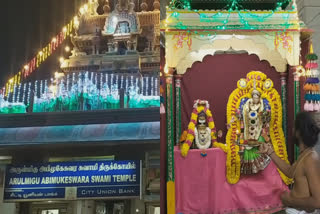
[{"x1": 251, "y1": 79, "x2": 261, "y2": 96}]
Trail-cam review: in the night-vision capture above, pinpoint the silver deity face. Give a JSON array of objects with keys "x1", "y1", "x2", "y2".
[
  {"x1": 198, "y1": 124, "x2": 207, "y2": 141},
  {"x1": 198, "y1": 115, "x2": 206, "y2": 124},
  {"x1": 252, "y1": 91, "x2": 261, "y2": 104},
  {"x1": 199, "y1": 128, "x2": 207, "y2": 139}
]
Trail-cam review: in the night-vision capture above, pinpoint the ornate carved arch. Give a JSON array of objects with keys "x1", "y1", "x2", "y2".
[{"x1": 176, "y1": 37, "x2": 288, "y2": 74}]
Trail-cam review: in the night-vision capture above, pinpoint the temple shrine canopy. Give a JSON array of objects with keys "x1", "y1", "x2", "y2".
[
  {"x1": 162, "y1": 0, "x2": 307, "y2": 31},
  {"x1": 172, "y1": 0, "x2": 290, "y2": 10},
  {"x1": 162, "y1": 0, "x2": 312, "y2": 75}
]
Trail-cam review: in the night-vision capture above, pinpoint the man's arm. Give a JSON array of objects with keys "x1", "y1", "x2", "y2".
[
  {"x1": 282, "y1": 153, "x2": 320, "y2": 210},
  {"x1": 259, "y1": 143, "x2": 293, "y2": 178},
  {"x1": 269, "y1": 152, "x2": 293, "y2": 178}
]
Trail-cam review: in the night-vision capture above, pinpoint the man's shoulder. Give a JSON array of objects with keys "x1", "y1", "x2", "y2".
[{"x1": 304, "y1": 150, "x2": 320, "y2": 166}]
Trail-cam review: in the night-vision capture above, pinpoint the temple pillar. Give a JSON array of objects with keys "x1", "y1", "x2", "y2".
[
  {"x1": 133, "y1": 40, "x2": 137, "y2": 51},
  {"x1": 165, "y1": 73, "x2": 175, "y2": 214},
  {"x1": 114, "y1": 42, "x2": 119, "y2": 52},
  {"x1": 175, "y1": 75, "x2": 182, "y2": 146},
  {"x1": 92, "y1": 45, "x2": 96, "y2": 55},
  {"x1": 280, "y1": 72, "x2": 288, "y2": 148},
  {"x1": 107, "y1": 43, "x2": 113, "y2": 52},
  {"x1": 127, "y1": 41, "x2": 132, "y2": 50},
  {"x1": 160, "y1": 105, "x2": 166, "y2": 214},
  {"x1": 293, "y1": 69, "x2": 301, "y2": 160}
]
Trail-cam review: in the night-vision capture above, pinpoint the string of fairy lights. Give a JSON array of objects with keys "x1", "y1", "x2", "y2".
[
  {"x1": 165, "y1": 0, "x2": 295, "y2": 33},
  {"x1": 4, "y1": 0, "x2": 296, "y2": 96},
  {"x1": 2, "y1": 1, "x2": 96, "y2": 97}
]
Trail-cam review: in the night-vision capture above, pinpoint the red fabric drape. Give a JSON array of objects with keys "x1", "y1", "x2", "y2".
[{"x1": 181, "y1": 53, "x2": 281, "y2": 143}]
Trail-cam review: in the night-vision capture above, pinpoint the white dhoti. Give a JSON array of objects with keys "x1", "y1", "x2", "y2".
[{"x1": 286, "y1": 208, "x2": 320, "y2": 214}]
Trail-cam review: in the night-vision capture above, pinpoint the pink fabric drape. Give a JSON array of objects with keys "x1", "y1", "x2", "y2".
[{"x1": 175, "y1": 147, "x2": 288, "y2": 214}]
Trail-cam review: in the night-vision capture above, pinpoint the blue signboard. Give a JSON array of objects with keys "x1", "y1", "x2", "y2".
[{"x1": 3, "y1": 160, "x2": 141, "y2": 201}]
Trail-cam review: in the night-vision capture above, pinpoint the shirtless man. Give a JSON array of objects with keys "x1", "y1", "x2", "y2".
[{"x1": 259, "y1": 112, "x2": 320, "y2": 213}]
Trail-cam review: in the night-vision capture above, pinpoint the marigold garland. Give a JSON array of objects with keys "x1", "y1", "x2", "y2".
[
  {"x1": 264, "y1": 89, "x2": 293, "y2": 185},
  {"x1": 224, "y1": 71, "x2": 292, "y2": 185},
  {"x1": 225, "y1": 88, "x2": 246, "y2": 184},
  {"x1": 213, "y1": 142, "x2": 228, "y2": 153},
  {"x1": 181, "y1": 100, "x2": 217, "y2": 157}
]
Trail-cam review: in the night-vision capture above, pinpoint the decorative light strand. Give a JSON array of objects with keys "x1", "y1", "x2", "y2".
[
  {"x1": 136, "y1": 77, "x2": 139, "y2": 90},
  {"x1": 146, "y1": 76, "x2": 149, "y2": 96},
  {"x1": 111, "y1": 74, "x2": 114, "y2": 87},
  {"x1": 22, "y1": 83, "x2": 27, "y2": 104},
  {"x1": 40, "y1": 80, "x2": 44, "y2": 96},
  {"x1": 121, "y1": 75, "x2": 124, "y2": 89},
  {"x1": 100, "y1": 73, "x2": 103, "y2": 89},
  {"x1": 125, "y1": 76, "x2": 129, "y2": 93},
  {"x1": 7, "y1": 83, "x2": 11, "y2": 102},
  {"x1": 155, "y1": 77, "x2": 158, "y2": 96},
  {"x1": 13, "y1": 83, "x2": 16, "y2": 103},
  {"x1": 72, "y1": 73, "x2": 75, "y2": 90},
  {"x1": 27, "y1": 82, "x2": 31, "y2": 105},
  {"x1": 141, "y1": 77, "x2": 144, "y2": 95},
  {"x1": 106, "y1": 73, "x2": 109, "y2": 89},
  {"x1": 115, "y1": 74, "x2": 119, "y2": 89},
  {"x1": 45, "y1": 80, "x2": 48, "y2": 93},
  {"x1": 95, "y1": 72, "x2": 98, "y2": 87},
  {"x1": 66, "y1": 74, "x2": 70, "y2": 91},
  {"x1": 3, "y1": 2, "x2": 81, "y2": 93},
  {"x1": 17, "y1": 83, "x2": 21, "y2": 102},
  {"x1": 151, "y1": 76, "x2": 154, "y2": 96},
  {"x1": 34, "y1": 80, "x2": 38, "y2": 99},
  {"x1": 166, "y1": 0, "x2": 294, "y2": 32}
]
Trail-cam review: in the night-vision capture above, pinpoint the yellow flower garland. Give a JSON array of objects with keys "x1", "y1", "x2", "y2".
[
  {"x1": 225, "y1": 71, "x2": 292, "y2": 185},
  {"x1": 263, "y1": 89, "x2": 293, "y2": 185},
  {"x1": 213, "y1": 142, "x2": 228, "y2": 153},
  {"x1": 225, "y1": 88, "x2": 246, "y2": 184}
]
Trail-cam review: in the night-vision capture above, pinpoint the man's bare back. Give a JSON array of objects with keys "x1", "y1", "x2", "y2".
[
  {"x1": 290, "y1": 149, "x2": 317, "y2": 197},
  {"x1": 257, "y1": 112, "x2": 320, "y2": 212},
  {"x1": 259, "y1": 144, "x2": 320, "y2": 212}
]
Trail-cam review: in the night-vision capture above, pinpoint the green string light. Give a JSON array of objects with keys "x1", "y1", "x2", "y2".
[
  {"x1": 167, "y1": 0, "x2": 293, "y2": 31},
  {"x1": 166, "y1": 0, "x2": 296, "y2": 32}
]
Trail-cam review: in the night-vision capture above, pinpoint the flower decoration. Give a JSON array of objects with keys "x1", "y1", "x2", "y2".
[
  {"x1": 179, "y1": 130, "x2": 188, "y2": 143},
  {"x1": 246, "y1": 71, "x2": 267, "y2": 82},
  {"x1": 295, "y1": 65, "x2": 306, "y2": 77},
  {"x1": 237, "y1": 79, "x2": 247, "y2": 89},
  {"x1": 274, "y1": 32, "x2": 293, "y2": 53},
  {"x1": 263, "y1": 79, "x2": 273, "y2": 91},
  {"x1": 173, "y1": 32, "x2": 192, "y2": 50},
  {"x1": 181, "y1": 100, "x2": 217, "y2": 157},
  {"x1": 223, "y1": 71, "x2": 292, "y2": 185},
  {"x1": 303, "y1": 43, "x2": 320, "y2": 112}
]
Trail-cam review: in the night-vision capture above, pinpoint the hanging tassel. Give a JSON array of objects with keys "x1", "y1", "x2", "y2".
[
  {"x1": 160, "y1": 103, "x2": 165, "y2": 114},
  {"x1": 304, "y1": 101, "x2": 309, "y2": 111}
]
